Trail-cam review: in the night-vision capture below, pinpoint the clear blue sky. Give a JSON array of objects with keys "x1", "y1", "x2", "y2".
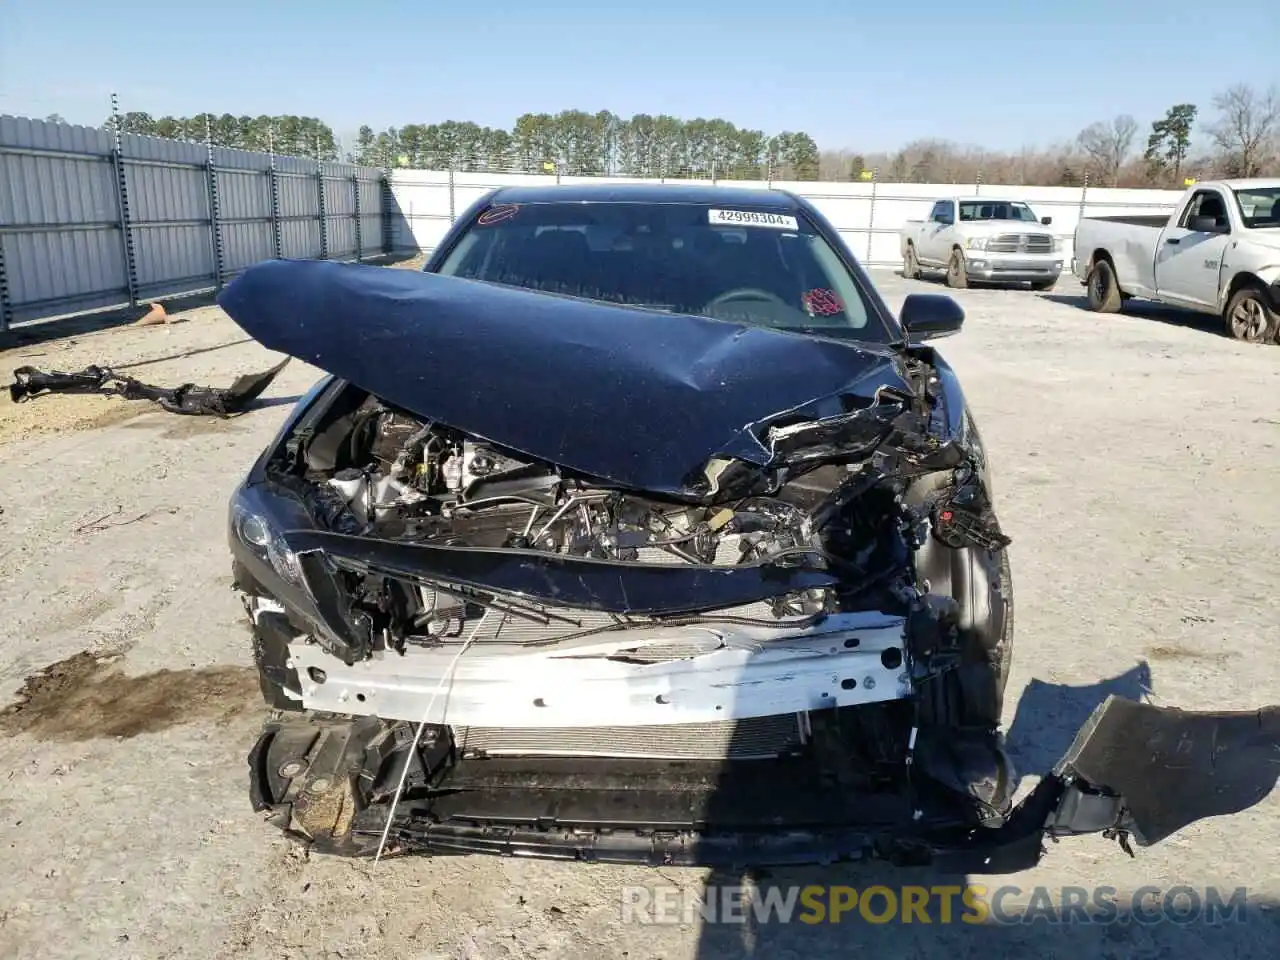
[{"x1": 1, "y1": 0, "x2": 1274, "y2": 153}]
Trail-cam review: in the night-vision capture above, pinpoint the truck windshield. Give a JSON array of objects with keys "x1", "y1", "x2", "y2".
[
  {"x1": 434, "y1": 201, "x2": 892, "y2": 344},
  {"x1": 958, "y1": 201, "x2": 1039, "y2": 223},
  {"x1": 1232, "y1": 187, "x2": 1280, "y2": 229}
]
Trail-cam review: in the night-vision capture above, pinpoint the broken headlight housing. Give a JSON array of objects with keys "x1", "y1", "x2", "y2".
[{"x1": 231, "y1": 496, "x2": 304, "y2": 586}]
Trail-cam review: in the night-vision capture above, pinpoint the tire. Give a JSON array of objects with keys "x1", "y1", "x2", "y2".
[
  {"x1": 903, "y1": 243, "x2": 921, "y2": 280},
  {"x1": 1224, "y1": 285, "x2": 1274, "y2": 342},
  {"x1": 1029, "y1": 278, "x2": 1056, "y2": 292},
  {"x1": 946, "y1": 248, "x2": 968, "y2": 289},
  {"x1": 1085, "y1": 258, "x2": 1122, "y2": 312}
]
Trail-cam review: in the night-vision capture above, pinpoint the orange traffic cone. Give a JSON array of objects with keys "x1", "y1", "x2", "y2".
[{"x1": 133, "y1": 302, "x2": 169, "y2": 327}]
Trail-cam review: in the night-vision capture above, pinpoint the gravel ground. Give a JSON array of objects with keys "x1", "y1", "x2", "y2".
[{"x1": 0, "y1": 270, "x2": 1277, "y2": 960}]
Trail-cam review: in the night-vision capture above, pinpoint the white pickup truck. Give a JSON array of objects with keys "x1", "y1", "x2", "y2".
[
  {"x1": 900, "y1": 196, "x2": 1063, "y2": 290},
  {"x1": 1071, "y1": 178, "x2": 1280, "y2": 342}
]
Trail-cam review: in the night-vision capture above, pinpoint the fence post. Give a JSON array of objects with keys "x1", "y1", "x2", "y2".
[
  {"x1": 316, "y1": 159, "x2": 329, "y2": 260},
  {"x1": 109, "y1": 93, "x2": 139, "y2": 307},
  {"x1": 204, "y1": 116, "x2": 225, "y2": 290},
  {"x1": 381, "y1": 168, "x2": 395, "y2": 255},
  {"x1": 352, "y1": 174, "x2": 363, "y2": 261},
  {"x1": 975, "y1": 169, "x2": 983, "y2": 196},
  {"x1": 0, "y1": 238, "x2": 13, "y2": 332},
  {"x1": 866, "y1": 168, "x2": 879, "y2": 265},
  {"x1": 1078, "y1": 171, "x2": 1090, "y2": 223},
  {"x1": 267, "y1": 131, "x2": 283, "y2": 259},
  {"x1": 448, "y1": 166, "x2": 456, "y2": 223}
]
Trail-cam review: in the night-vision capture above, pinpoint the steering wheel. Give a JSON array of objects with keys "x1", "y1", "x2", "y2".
[{"x1": 706, "y1": 287, "x2": 789, "y2": 310}]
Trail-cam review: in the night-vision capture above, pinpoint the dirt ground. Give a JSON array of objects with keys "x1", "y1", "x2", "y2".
[{"x1": 0, "y1": 271, "x2": 1277, "y2": 959}]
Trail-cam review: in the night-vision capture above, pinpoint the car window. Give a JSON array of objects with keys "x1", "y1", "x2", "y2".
[
  {"x1": 1231, "y1": 187, "x2": 1280, "y2": 229},
  {"x1": 958, "y1": 201, "x2": 1039, "y2": 222},
  {"x1": 930, "y1": 201, "x2": 953, "y2": 223},
  {"x1": 434, "y1": 201, "x2": 890, "y2": 343},
  {"x1": 1181, "y1": 190, "x2": 1229, "y2": 230}
]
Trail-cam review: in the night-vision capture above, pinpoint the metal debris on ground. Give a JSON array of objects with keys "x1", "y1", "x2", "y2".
[
  {"x1": 73, "y1": 504, "x2": 180, "y2": 535},
  {"x1": 7, "y1": 357, "x2": 290, "y2": 417}
]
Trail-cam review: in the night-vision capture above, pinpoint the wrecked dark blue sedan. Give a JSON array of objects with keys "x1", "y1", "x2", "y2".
[{"x1": 216, "y1": 184, "x2": 1277, "y2": 872}]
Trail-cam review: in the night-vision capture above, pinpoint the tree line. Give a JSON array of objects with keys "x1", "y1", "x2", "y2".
[
  {"x1": 94, "y1": 81, "x2": 1278, "y2": 187},
  {"x1": 822, "y1": 84, "x2": 1279, "y2": 188},
  {"x1": 99, "y1": 112, "x2": 340, "y2": 160}
]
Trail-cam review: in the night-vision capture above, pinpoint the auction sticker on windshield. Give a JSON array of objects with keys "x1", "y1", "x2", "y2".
[{"x1": 709, "y1": 209, "x2": 799, "y2": 230}]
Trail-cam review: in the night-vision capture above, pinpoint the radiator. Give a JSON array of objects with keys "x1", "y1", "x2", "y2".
[{"x1": 452, "y1": 713, "x2": 807, "y2": 761}]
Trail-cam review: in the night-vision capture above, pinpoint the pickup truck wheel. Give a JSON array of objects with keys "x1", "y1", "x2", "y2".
[
  {"x1": 903, "y1": 244, "x2": 921, "y2": 280},
  {"x1": 946, "y1": 249, "x2": 968, "y2": 289},
  {"x1": 1225, "y1": 286, "x2": 1273, "y2": 342},
  {"x1": 1085, "y1": 259, "x2": 1122, "y2": 312}
]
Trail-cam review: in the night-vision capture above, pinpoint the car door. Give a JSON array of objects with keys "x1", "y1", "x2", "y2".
[
  {"x1": 1154, "y1": 188, "x2": 1232, "y2": 307},
  {"x1": 919, "y1": 201, "x2": 955, "y2": 265}
]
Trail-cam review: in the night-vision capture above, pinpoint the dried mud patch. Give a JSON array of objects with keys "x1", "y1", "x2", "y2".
[{"x1": 0, "y1": 650, "x2": 259, "y2": 741}]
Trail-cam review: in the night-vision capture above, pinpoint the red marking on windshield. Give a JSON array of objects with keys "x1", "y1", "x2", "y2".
[
  {"x1": 803, "y1": 288, "x2": 843, "y2": 317},
  {"x1": 477, "y1": 204, "x2": 520, "y2": 226}
]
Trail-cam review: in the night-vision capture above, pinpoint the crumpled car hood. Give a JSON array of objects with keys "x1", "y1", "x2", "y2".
[{"x1": 216, "y1": 260, "x2": 910, "y2": 495}]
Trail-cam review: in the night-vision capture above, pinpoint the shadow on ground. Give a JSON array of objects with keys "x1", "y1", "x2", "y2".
[
  {"x1": 686, "y1": 871, "x2": 1277, "y2": 959},
  {"x1": 1004, "y1": 662, "x2": 1152, "y2": 785},
  {"x1": 1037, "y1": 293, "x2": 1230, "y2": 340}
]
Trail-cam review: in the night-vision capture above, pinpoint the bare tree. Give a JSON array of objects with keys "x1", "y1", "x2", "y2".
[
  {"x1": 1208, "y1": 84, "x2": 1280, "y2": 177},
  {"x1": 1076, "y1": 115, "x2": 1138, "y2": 186}
]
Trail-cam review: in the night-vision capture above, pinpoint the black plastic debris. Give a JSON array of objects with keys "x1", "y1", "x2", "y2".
[{"x1": 8, "y1": 357, "x2": 290, "y2": 417}]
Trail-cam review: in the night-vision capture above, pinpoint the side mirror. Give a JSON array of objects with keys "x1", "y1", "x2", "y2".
[
  {"x1": 1187, "y1": 215, "x2": 1223, "y2": 233},
  {"x1": 900, "y1": 293, "x2": 965, "y2": 341},
  {"x1": 1040, "y1": 216, "x2": 1053, "y2": 226}
]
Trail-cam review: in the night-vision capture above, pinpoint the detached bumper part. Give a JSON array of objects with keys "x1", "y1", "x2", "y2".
[
  {"x1": 245, "y1": 695, "x2": 1280, "y2": 873},
  {"x1": 8, "y1": 357, "x2": 289, "y2": 416}
]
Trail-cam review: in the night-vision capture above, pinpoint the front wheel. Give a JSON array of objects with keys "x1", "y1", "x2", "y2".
[
  {"x1": 946, "y1": 249, "x2": 968, "y2": 289},
  {"x1": 1224, "y1": 285, "x2": 1275, "y2": 342}
]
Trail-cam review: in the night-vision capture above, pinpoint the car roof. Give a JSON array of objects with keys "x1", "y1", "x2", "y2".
[
  {"x1": 950, "y1": 196, "x2": 1031, "y2": 204},
  {"x1": 490, "y1": 181, "x2": 804, "y2": 211}
]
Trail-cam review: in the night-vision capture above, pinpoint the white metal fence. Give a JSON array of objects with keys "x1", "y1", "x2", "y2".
[
  {"x1": 387, "y1": 170, "x2": 1186, "y2": 269},
  {"x1": 1, "y1": 112, "x2": 1194, "y2": 333},
  {"x1": 0, "y1": 115, "x2": 389, "y2": 331}
]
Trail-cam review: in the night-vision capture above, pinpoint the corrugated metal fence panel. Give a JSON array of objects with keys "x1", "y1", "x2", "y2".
[
  {"x1": 324, "y1": 170, "x2": 356, "y2": 259},
  {"x1": 0, "y1": 116, "x2": 128, "y2": 321},
  {"x1": 358, "y1": 178, "x2": 383, "y2": 259},
  {"x1": 217, "y1": 168, "x2": 275, "y2": 273},
  {"x1": 121, "y1": 134, "x2": 215, "y2": 295},
  {"x1": 211, "y1": 148, "x2": 275, "y2": 276},
  {"x1": 1, "y1": 114, "x2": 389, "y2": 331},
  {"x1": 276, "y1": 169, "x2": 322, "y2": 259}
]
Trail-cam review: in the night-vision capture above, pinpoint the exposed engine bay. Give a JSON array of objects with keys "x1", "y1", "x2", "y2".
[
  {"x1": 331, "y1": 400, "x2": 826, "y2": 571},
  {"x1": 307, "y1": 396, "x2": 857, "y2": 640},
  {"x1": 254, "y1": 372, "x2": 1009, "y2": 670}
]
